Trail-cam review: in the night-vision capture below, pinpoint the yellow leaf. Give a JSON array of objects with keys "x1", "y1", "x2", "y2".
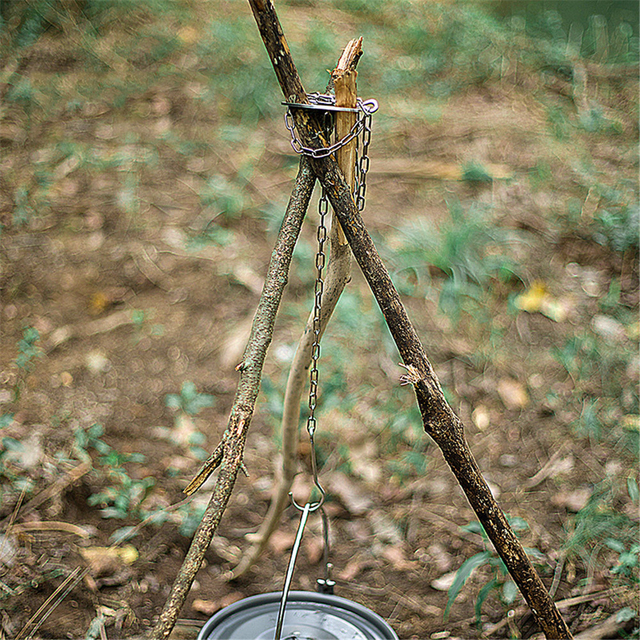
[
  {"x1": 177, "y1": 26, "x2": 199, "y2": 45},
  {"x1": 118, "y1": 545, "x2": 139, "y2": 565},
  {"x1": 515, "y1": 281, "x2": 547, "y2": 313},
  {"x1": 497, "y1": 378, "x2": 529, "y2": 410},
  {"x1": 622, "y1": 415, "x2": 640, "y2": 432},
  {"x1": 516, "y1": 281, "x2": 567, "y2": 322},
  {"x1": 540, "y1": 298, "x2": 567, "y2": 322},
  {"x1": 80, "y1": 545, "x2": 138, "y2": 577}
]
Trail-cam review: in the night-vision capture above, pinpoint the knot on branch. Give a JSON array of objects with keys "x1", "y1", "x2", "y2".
[
  {"x1": 183, "y1": 418, "x2": 249, "y2": 496},
  {"x1": 399, "y1": 362, "x2": 421, "y2": 386},
  {"x1": 399, "y1": 361, "x2": 443, "y2": 397}
]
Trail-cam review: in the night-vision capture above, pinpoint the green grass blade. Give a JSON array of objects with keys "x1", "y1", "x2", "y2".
[{"x1": 444, "y1": 551, "x2": 491, "y2": 621}]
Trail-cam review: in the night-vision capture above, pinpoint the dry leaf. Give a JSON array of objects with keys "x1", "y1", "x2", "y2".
[
  {"x1": 431, "y1": 571, "x2": 458, "y2": 592},
  {"x1": 220, "y1": 317, "x2": 253, "y2": 369},
  {"x1": 5, "y1": 435, "x2": 43, "y2": 471},
  {"x1": 168, "y1": 413, "x2": 197, "y2": 447},
  {"x1": 368, "y1": 511, "x2": 403, "y2": 545},
  {"x1": 497, "y1": 378, "x2": 529, "y2": 410},
  {"x1": 80, "y1": 545, "x2": 138, "y2": 577},
  {"x1": 591, "y1": 315, "x2": 626, "y2": 342},
  {"x1": 304, "y1": 537, "x2": 324, "y2": 565},
  {"x1": 539, "y1": 297, "x2": 568, "y2": 322},
  {"x1": 552, "y1": 487, "x2": 592, "y2": 512},
  {"x1": 338, "y1": 556, "x2": 372, "y2": 581},
  {"x1": 269, "y1": 530, "x2": 296, "y2": 555},
  {"x1": 383, "y1": 545, "x2": 416, "y2": 571},
  {"x1": 426, "y1": 543, "x2": 454, "y2": 573},
  {"x1": 0, "y1": 534, "x2": 17, "y2": 568},
  {"x1": 327, "y1": 472, "x2": 373, "y2": 516},
  {"x1": 472, "y1": 405, "x2": 490, "y2": 431},
  {"x1": 231, "y1": 264, "x2": 264, "y2": 296},
  {"x1": 192, "y1": 592, "x2": 243, "y2": 616},
  {"x1": 211, "y1": 536, "x2": 241, "y2": 562}
]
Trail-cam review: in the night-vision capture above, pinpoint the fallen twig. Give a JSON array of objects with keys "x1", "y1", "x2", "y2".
[
  {"x1": 9, "y1": 521, "x2": 91, "y2": 537},
  {"x1": 46, "y1": 311, "x2": 136, "y2": 352},
  {"x1": 0, "y1": 461, "x2": 91, "y2": 530},
  {"x1": 481, "y1": 588, "x2": 627, "y2": 638},
  {"x1": 15, "y1": 566, "x2": 88, "y2": 640}
]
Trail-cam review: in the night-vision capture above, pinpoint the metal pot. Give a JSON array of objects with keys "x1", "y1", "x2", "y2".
[{"x1": 197, "y1": 591, "x2": 399, "y2": 640}]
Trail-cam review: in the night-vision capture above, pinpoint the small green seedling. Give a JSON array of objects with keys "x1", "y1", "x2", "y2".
[
  {"x1": 76, "y1": 424, "x2": 156, "y2": 520},
  {"x1": 165, "y1": 381, "x2": 215, "y2": 416},
  {"x1": 12, "y1": 326, "x2": 42, "y2": 401},
  {"x1": 445, "y1": 516, "x2": 543, "y2": 629}
]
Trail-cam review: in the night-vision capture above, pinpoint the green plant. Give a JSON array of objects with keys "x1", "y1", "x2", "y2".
[
  {"x1": 0, "y1": 437, "x2": 24, "y2": 482},
  {"x1": 592, "y1": 204, "x2": 639, "y2": 252},
  {"x1": 384, "y1": 201, "x2": 522, "y2": 320},
  {"x1": 607, "y1": 540, "x2": 640, "y2": 581},
  {"x1": 198, "y1": 174, "x2": 246, "y2": 220},
  {"x1": 0, "y1": 414, "x2": 14, "y2": 428},
  {"x1": 195, "y1": 16, "x2": 279, "y2": 122},
  {"x1": 564, "y1": 479, "x2": 638, "y2": 570},
  {"x1": 186, "y1": 222, "x2": 235, "y2": 251},
  {"x1": 87, "y1": 456, "x2": 155, "y2": 520},
  {"x1": 11, "y1": 326, "x2": 42, "y2": 401},
  {"x1": 74, "y1": 422, "x2": 112, "y2": 462},
  {"x1": 462, "y1": 161, "x2": 493, "y2": 184},
  {"x1": 76, "y1": 424, "x2": 156, "y2": 520},
  {"x1": 165, "y1": 381, "x2": 215, "y2": 417},
  {"x1": 571, "y1": 398, "x2": 602, "y2": 443},
  {"x1": 174, "y1": 501, "x2": 207, "y2": 538},
  {"x1": 445, "y1": 517, "x2": 543, "y2": 627}
]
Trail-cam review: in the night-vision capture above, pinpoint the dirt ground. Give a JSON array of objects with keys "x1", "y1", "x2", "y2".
[{"x1": 0, "y1": 2, "x2": 638, "y2": 639}]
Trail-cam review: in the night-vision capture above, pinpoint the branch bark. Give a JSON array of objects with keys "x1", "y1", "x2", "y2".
[
  {"x1": 246, "y1": 1, "x2": 573, "y2": 638},
  {"x1": 148, "y1": 158, "x2": 315, "y2": 640},
  {"x1": 231, "y1": 38, "x2": 362, "y2": 581}
]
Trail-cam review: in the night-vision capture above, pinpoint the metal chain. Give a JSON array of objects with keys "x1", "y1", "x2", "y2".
[
  {"x1": 291, "y1": 188, "x2": 329, "y2": 514},
  {"x1": 286, "y1": 92, "x2": 376, "y2": 515},
  {"x1": 284, "y1": 93, "x2": 378, "y2": 159},
  {"x1": 353, "y1": 106, "x2": 373, "y2": 212},
  {"x1": 275, "y1": 91, "x2": 373, "y2": 638},
  {"x1": 275, "y1": 186, "x2": 332, "y2": 640}
]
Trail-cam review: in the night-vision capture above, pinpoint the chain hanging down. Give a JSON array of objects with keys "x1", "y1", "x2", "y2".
[
  {"x1": 284, "y1": 92, "x2": 378, "y2": 208},
  {"x1": 283, "y1": 90, "x2": 377, "y2": 508},
  {"x1": 290, "y1": 188, "x2": 329, "y2": 513},
  {"x1": 274, "y1": 92, "x2": 376, "y2": 640},
  {"x1": 274, "y1": 184, "x2": 332, "y2": 640}
]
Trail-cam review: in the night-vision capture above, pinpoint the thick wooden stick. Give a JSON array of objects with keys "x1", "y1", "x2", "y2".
[
  {"x1": 246, "y1": 1, "x2": 572, "y2": 638},
  {"x1": 332, "y1": 37, "x2": 361, "y2": 245},
  {"x1": 149, "y1": 159, "x2": 315, "y2": 640},
  {"x1": 231, "y1": 40, "x2": 361, "y2": 579}
]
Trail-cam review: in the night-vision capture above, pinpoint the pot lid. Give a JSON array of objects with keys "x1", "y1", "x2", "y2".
[{"x1": 197, "y1": 591, "x2": 398, "y2": 640}]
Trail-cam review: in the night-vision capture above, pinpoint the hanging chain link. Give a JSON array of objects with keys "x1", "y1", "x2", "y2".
[
  {"x1": 286, "y1": 91, "x2": 376, "y2": 515},
  {"x1": 284, "y1": 93, "x2": 378, "y2": 161},
  {"x1": 285, "y1": 92, "x2": 376, "y2": 213},
  {"x1": 289, "y1": 187, "x2": 329, "y2": 514},
  {"x1": 275, "y1": 90, "x2": 376, "y2": 638},
  {"x1": 286, "y1": 91, "x2": 376, "y2": 513},
  {"x1": 353, "y1": 105, "x2": 373, "y2": 212}
]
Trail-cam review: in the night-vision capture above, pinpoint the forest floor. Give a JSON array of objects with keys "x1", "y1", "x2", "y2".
[{"x1": 0, "y1": 1, "x2": 638, "y2": 639}]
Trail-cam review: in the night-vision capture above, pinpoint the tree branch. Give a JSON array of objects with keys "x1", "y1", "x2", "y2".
[
  {"x1": 148, "y1": 158, "x2": 315, "y2": 640},
  {"x1": 246, "y1": 1, "x2": 572, "y2": 638},
  {"x1": 231, "y1": 37, "x2": 362, "y2": 581}
]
